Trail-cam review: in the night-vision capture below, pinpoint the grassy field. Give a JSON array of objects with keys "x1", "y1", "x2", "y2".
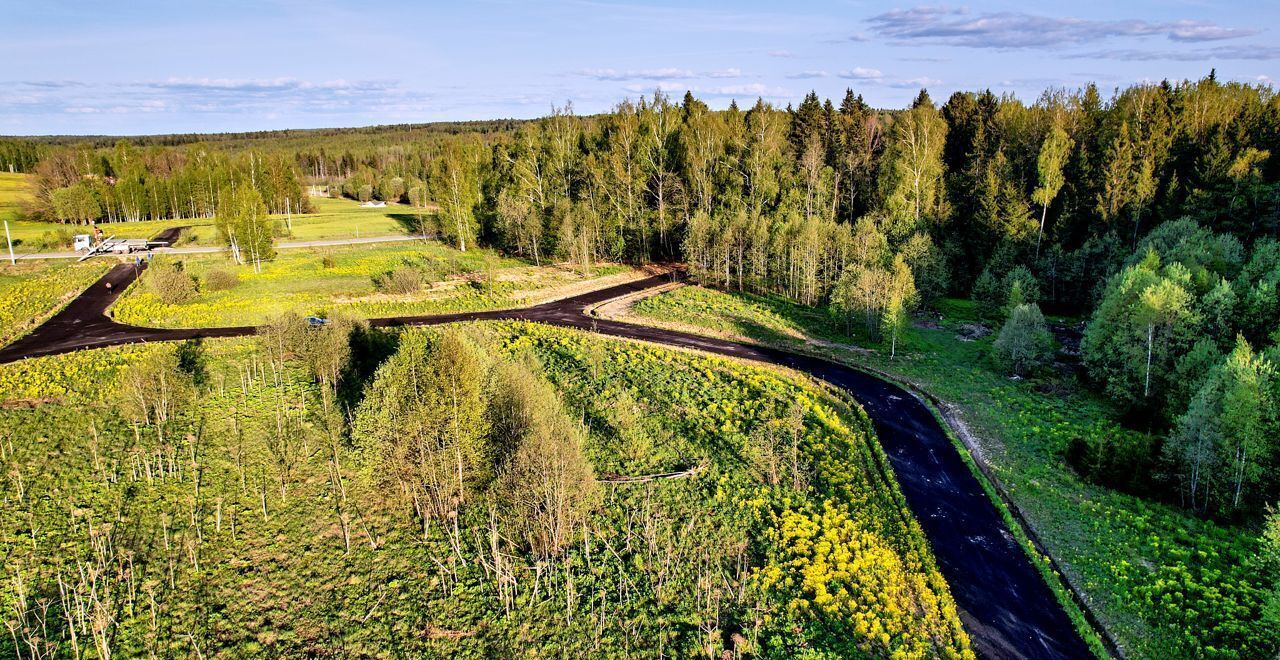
[
  {"x1": 0, "y1": 177, "x2": 416, "y2": 252},
  {"x1": 0, "y1": 259, "x2": 111, "y2": 348},
  {"x1": 0, "y1": 323, "x2": 972, "y2": 657},
  {"x1": 114, "y1": 240, "x2": 635, "y2": 328},
  {"x1": 624, "y1": 284, "x2": 1276, "y2": 659},
  {"x1": 0, "y1": 172, "x2": 26, "y2": 225}
]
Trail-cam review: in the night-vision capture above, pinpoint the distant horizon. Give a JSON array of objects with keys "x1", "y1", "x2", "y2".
[{"x1": 3, "y1": 0, "x2": 1277, "y2": 136}]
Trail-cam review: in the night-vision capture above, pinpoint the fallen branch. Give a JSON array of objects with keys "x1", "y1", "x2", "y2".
[{"x1": 596, "y1": 463, "x2": 705, "y2": 484}]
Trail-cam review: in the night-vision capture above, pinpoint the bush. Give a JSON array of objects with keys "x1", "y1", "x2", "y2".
[
  {"x1": 203, "y1": 269, "x2": 240, "y2": 291},
  {"x1": 992, "y1": 303, "x2": 1054, "y2": 377},
  {"x1": 33, "y1": 228, "x2": 74, "y2": 251},
  {"x1": 373, "y1": 266, "x2": 425, "y2": 294},
  {"x1": 145, "y1": 261, "x2": 198, "y2": 304},
  {"x1": 321, "y1": 255, "x2": 336, "y2": 269}
]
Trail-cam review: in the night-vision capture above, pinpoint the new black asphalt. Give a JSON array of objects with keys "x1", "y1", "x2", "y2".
[{"x1": 0, "y1": 263, "x2": 1094, "y2": 659}]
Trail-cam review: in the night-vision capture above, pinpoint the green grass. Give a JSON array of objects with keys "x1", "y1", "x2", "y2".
[
  {"x1": 0, "y1": 172, "x2": 26, "y2": 225},
  {"x1": 0, "y1": 323, "x2": 973, "y2": 657},
  {"x1": 114, "y1": 240, "x2": 633, "y2": 328},
  {"x1": 627, "y1": 284, "x2": 1276, "y2": 659}
]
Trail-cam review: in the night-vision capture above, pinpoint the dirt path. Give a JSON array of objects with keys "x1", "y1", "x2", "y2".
[{"x1": 0, "y1": 264, "x2": 1093, "y2": 659}]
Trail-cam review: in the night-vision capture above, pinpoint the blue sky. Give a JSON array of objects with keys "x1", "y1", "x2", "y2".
[{"x1": 2, "y1": 0, "x2": 1277, "y2": 135}]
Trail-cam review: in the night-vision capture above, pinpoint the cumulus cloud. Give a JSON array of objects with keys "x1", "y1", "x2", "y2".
[
  {"x1": 867, "y1": 6, "x2": 1257, "y2": 49},
  {"x1": 786, "y1": 70, "x2": 829, "y2": 79}
]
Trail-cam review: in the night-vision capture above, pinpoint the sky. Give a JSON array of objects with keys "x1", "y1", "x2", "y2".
[{"x1": 1, "y1": 0, "x2": 1277, "y2": 136}]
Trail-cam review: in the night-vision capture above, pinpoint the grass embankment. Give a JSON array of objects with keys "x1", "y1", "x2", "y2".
[
  {"x1": 624, "y1": 284, "x2": 1273, "y2": 659},
  {"x1": 0, "y1": 179, "x2": 415, "y2": 252},
  {"x1": 113, "y1": 241, "x2": 635, "y2": 328},
  {"x1": 0, "y1": 323, "x2": 972, "y2": 657},
  {"x1": 0, "y1": 260, "x2": 111, "y2": 348}
]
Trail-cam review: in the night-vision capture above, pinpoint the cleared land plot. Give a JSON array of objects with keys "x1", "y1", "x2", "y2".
[
  {"x1": 0, "y1": 324, "x2": 970, "y2": 657},
  {"x1": 113, "y1": 240, "x2": 637, "y2": 328}
]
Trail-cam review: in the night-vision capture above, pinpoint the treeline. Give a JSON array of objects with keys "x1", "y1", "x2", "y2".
[
  {"x1": 0, "y1": 138, "x2": 44, "y2": 173},
  {"x1": 7, "y1": 118, "x2": 526, "y2": 150},
  {"x1": 28, "y1": 141, "x2": 310, "y2": 223},
  {"x1": 478, "y1": 77, "x2": 1278, "y2": 313}
]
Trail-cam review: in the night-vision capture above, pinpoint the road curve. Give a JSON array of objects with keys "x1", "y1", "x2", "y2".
[{"x1": 0, "y1": 263, "x2": 1094, "y2": 659}]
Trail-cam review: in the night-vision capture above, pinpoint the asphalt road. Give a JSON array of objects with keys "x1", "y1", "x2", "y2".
[{"x1": 0, "y1": 263, "x2": 1094, "y2": 659}]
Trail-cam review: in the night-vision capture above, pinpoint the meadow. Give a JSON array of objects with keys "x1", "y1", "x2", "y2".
[
  {"x1": 112, "y1": 241, "x2": 635, "y2": 328},
  {"x1": 625, "y1": 284, "x2": 1277, "y2": 659},
  {"x1": 0, "y1": 323, "x2": 972, "y2": 657}
]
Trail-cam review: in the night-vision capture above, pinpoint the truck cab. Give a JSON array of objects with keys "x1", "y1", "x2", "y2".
[{"x1": 73, "y1": 235, "x2": 92, "y2": 252}]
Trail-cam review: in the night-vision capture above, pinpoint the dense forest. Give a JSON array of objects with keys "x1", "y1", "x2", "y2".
[{"x1": 6, "y1": 72, "x2": 1280, "y2": 521}]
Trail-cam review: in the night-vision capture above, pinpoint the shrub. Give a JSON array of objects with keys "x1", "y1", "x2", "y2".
[
  {"x1": 320, "y1": 255, "x2": 337, "y2": 269},
  {"x1": 992, "y1": 303, "x2": 1055, "y2": 377},
  {"x1": 145, "y1": 261, "x2": 197, "y2": 304},
  {"x1": 34, "y1": 228, "x2": 74, "y2": 251},
  {"x1": 203, "y1": 269, "x2": 240, "y2": 291},
  {"x1": 374, "y1": 266, "x2": 425, "y2": 294}
]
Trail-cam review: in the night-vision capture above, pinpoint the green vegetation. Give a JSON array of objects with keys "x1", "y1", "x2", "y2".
[
  {"x1": 625, "y1": 284, "x2": 1279, "y2": 658},
  {"x1": 6, "y1": 71, "x2": 1280, "y2": 656},
  {"x1": 0, "y1": 260, "x2": 110, "y2": 347},
  {"x1": 0, "y1": 172, "x2": 27, "y2": 224},
  {"x1": 113, "y1": 241, "x2": 632, "y2": 328},
  {"x1": 0, "y1": 322, "x2": 971, "y2": 657}
]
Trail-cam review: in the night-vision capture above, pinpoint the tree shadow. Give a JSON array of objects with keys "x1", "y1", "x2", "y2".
[
  {"x1": 387, "y1": 212, "x2": 437, "y2": 237},
  {"x1": 337, "y1": 324, "x2": 401, "y2": 414}
]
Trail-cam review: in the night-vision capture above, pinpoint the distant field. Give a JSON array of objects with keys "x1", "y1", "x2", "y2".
[
  {"x1": 113, "y1": 240, "x2": 635, "y2": 328},
  {"x1": 0, "y1": 172, "x2": 28, "y2": 225},
  {"x1": 0, "y1": 184, "x2": 418, "y2": 252}
]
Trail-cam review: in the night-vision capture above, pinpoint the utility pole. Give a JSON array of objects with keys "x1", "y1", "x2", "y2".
[{"x1": 4, "y1": 221, "x2": 13, "y2": 264}]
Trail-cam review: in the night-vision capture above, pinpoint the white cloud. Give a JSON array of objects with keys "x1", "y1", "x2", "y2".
[
  {"x1": 867, "y1": 7, "x2": 1257, "y2": 49},
  {"x1": 579, "y1": 67, "x2": 743, "y2": 81},
  {"x1": 838, "y1": 67, "x2": 884, "y2": 80}
]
